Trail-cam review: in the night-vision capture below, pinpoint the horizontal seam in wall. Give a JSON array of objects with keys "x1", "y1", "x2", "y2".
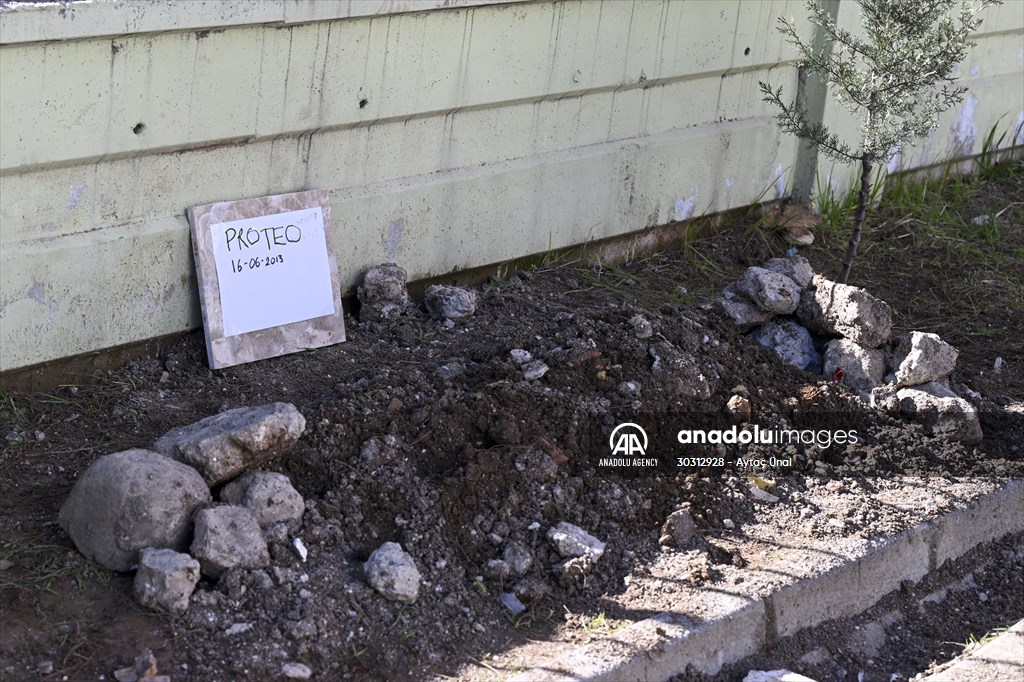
[
  {"x1": 0, "y1": 115, "x2": 773, "y2": 250},
  {"x1": 0, "y1": 65, "x2": 792, "y2": 177}
]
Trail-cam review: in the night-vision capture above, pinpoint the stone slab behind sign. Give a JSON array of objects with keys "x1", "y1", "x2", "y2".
[{"x1": 187, "y1": 189, "x2": 346, "y2": 369}]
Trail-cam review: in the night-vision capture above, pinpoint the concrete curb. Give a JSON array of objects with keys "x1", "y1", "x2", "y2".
[{"x1": 511, "y1": 480, "x2": 1024, "y2": 681}]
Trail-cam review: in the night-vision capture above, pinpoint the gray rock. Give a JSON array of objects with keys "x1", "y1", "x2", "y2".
[
  {"x1": 761, "y1": 255, "x2": 815, "y2": 287},
  {"x1": 503, "y1": 541, "x2": 533, "y2": 575},
  {"x1": 58, "y1": 449, "x2": 211, "y2": 571},
  {"x1": 281, "y1": 662, "x2": 313, "y2": 680},
  {"x1": 629, "y1": 314, "x2": 654, "y2": 339},
  {"x1": 190, "y1": 506, "x2": 270, "y2": 579},
  {"x1": 718, "y1": 282, "x2": 775, "y2": 330},
  {"x1": 617, "y1": 380, "x2": 642, "y2": 397},
  {"x1": 225, "y1": 622, "x2": 252, "y2": 636},
  {"x1": 738, "y1": 266, "x2": 802, "y2": 314},
  {"x1": 522, "y1": 360, "x2": 549, "y2": 381},
  {"x1": 743, "y1": 670, "x2": 817, "y2": 682},
  {"x1": 547, "y1": 521, "x2": 605, "y2": 561},
  {"x1": 869, "y1": 385, "x2": 901, "y2": 414},
  {"x1": 890, "y1": 331, "x2": 959, "y2": 386},
  {"x1": 649, "y1": 341, "x2": 715, "y2": 399},
  {"x1": 796, "y1": 275, "x2": 893, "y2": 348},
  {"x1": 500, "y1": 592, "x2": 526, "y2": 614},
  {"x1": 437, "y1": 362, "x2": 465, "y2": 380},
  {"x1": 512, "y1": 577, "x2": 551, "y2": 604},
  {"x1": 749, "y1": 486, "x2": 780, "y2": 503},
  {"x1": 509, "y1": 349, "x2": 533, "y2": 366},
  {"x1": 132, "y1": 548, "x2": 201, "y2": 615},
  {"x1": 423, "y1": 285, "x2": 478, "y2": 320},
  {"x1": 750, "y1": 320, "x2": 822, "y2": 372},
  {"x1": 897, "y1": 382, "x2": 983, "y2": 444},
  {"x1": 659, "y1": 509, "x2": 696, "y2": 548},
  {"x1": 484, "y1": 559, "x2": 511, "y2": 581},
  {"x1": 364, "y1": 542, "x2": 421, "y2": 603},
  {"x1": 360, "y1": 435, "x2": 400, "y2": 468},
  {"x1": 823, "y1": 339, "x2": 886, "y2": 393},
  {"x1": 219, "y1": 471, "x2": 304, "y2": 530},
  {"x1": 153, "y1": 402, "x2": 306, "y2": 486},
  {"x1": 357, "y1": 263, "x2": 409, "y2": 322}
]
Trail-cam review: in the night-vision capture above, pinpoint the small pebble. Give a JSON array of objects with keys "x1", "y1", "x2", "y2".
[
  {"x1": 522, "y1": 360, "x2": 549, "y2": 381},
  {"x1": 500, "y1": 592, "x2": 527, "y2": 614},
  {"x1": 225, "y1": 622, "x2": 251, "y2": 636},
  {"x1": 629, "y1": 315, "x2": 653, "y2": 339},
  {"x1": 749, "y1": 486, "x2": 779, "y2": 503},
  {"x1": 509, "y1": 349, "x2": 533, "y2": 366},
  {"x1": 292, "y1": 538, "x2": 308, "y2": 562},
  {"x1": 281, "y1": 662, "x2": 312, "y2": 679}
]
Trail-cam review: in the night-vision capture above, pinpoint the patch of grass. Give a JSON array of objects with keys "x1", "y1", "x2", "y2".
[
  {"x1": 0, "y1": 388, "x2": 43, "y2": 432},
  {"x1": 978, "y1": 117, "x2": 1024, "y2": 180},
  {"x1": 582, "y1": 611, "x2": 612, "y2": 634},
  {"x1": 0, "y1": 541, "x2": 109, "y2": 594},
  {"x1": 805, "y1": 153, "x2": 1023, "y2": 372},
  {"x1": 505, "y1": 605, "x2": 553, "y2": 630},
  {"x1": 945, "y1": 625, "x2": 1009, "y2": 651}
]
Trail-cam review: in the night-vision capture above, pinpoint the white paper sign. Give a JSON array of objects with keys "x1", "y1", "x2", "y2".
[{"x1": 210, "y1": 207, "x2": 335, "y2": 336}]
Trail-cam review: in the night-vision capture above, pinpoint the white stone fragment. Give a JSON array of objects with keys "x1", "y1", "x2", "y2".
[
  {"x1": 546, "y1": 522, "x2": 605, "y2": 561},
  {"x1": 292, "y1": 537, "x2": 308, "y2": 563}
]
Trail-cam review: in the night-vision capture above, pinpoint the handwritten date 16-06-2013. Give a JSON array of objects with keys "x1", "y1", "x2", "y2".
[{"x1": 229, "y1": 254, "x2": 284, "y2": 274}]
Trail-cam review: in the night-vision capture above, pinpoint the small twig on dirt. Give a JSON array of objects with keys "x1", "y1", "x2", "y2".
[
  {"x1": 472, "y1": 659, "x2": 503, "y2": 675},
  {"x1": 994, "y1": 201, "x2": 1022, "y2": 218}
]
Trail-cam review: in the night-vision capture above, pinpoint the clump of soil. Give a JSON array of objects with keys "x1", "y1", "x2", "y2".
[{"x1": 2, "y1": 175, "x2": 1022, "y2": 680}]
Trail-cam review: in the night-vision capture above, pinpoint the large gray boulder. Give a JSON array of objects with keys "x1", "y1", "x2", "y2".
[
  {"x1": 220, "y1": 471, "x2": 304, "y2": 529},
  {"x1": 738, "y1": 267, "x2": 802, "y2": 314},
  {"x1": 153, "y1": 403, "x2": 305, "y2": 486},
  {"x1": 761, "y1": 255, "x2": 815, "y2": 287},
  {"x1": 364, "y1": 542, "x2": 421, "y2": 603},
  {"x1": 357, "y1": 263, "x2": 409, "y2": 322},
  {"x1": 133, "y1": 548, "x2": 201, "y2": 615},
  {"x1": 896, "y1": 382, "x2": 983, "y2": 444},
  {"x1": 796, "y1": 275, "x2": 893, "y2": 348},
  {"x1": 750, "y1": 320, "x2": 821, "y2": 372},
  {"x1": 58, "y1": 449, "x2": 211, "y2": 571},
  {"x1": 823, "y1": 339, "x2": 886, "y2": 393},
  {"x1": 423, "y1": 285, "x2": 478, "y2": 320},
  {"x1": 190, "y1": 506, "x2": 270, "y2": 579},
  {"x1": 718, "y1": 285, "x2": 775, "y2": 330},
  {"x1": 889, "y1": 331, "x2": 958, "y2": 386}
]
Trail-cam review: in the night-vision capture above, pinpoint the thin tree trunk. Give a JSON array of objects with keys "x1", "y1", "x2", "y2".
[{"x1": 839, "y1": 155, "x2": 873, "y2": 284}]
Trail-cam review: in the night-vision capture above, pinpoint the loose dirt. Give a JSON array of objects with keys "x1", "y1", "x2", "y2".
[{"x1": 2, "y1": 170, "x2": 1022, "y2": 682}]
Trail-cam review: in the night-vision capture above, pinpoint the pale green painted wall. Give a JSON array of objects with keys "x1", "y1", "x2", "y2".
[{"x1": 1, "y1": 0, "x2": 1021, "y2": 372}]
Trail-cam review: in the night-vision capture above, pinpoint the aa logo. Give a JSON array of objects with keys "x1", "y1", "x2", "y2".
[{"x1": 609, "y1": 423, "x2": 648, "y2": 456}]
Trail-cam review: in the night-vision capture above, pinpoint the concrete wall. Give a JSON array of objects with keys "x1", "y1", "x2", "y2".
[{"x1": 1, "y1": 0, "x2": 1021, "y2": 374}]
